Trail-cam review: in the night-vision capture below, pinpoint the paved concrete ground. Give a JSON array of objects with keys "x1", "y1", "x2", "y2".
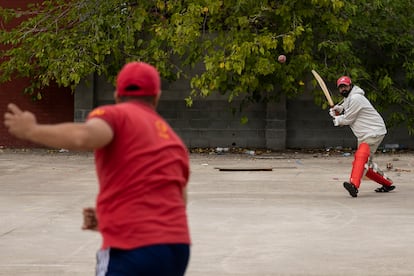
[{"x1": 0, "y1": 149, "x2": 413, "y2": 276}]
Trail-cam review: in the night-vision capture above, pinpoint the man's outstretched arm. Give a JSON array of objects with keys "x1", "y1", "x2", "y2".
[{"x1": 4, "y1": 103, "x2": 113, "y2": 150}]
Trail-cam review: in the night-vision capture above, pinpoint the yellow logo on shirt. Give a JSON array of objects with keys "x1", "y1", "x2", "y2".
[
  {"x1": 155, "y1": 120, "x2": 170, "y2": 139},
  {"x1": 89, "y1": 109, "x2": 105, "y2": 117}
]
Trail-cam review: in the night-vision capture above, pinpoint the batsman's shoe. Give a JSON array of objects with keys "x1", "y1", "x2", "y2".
[
  {"x1": 343, "y1": 182, "x2": 358, "y2": 197},
  {"x1": 375, "y1": 185, "x2": 396, "y2": 193}
]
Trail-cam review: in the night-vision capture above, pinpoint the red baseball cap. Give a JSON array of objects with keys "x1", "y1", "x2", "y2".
[
  {"x1": 336, "y1": 76, "x2": 352, "y2": 87},
  {"x1": 116, "y1": 62, "x2": 161, "y2": 97}
]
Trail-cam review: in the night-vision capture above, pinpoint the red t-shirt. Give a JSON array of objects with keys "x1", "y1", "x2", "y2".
[{"x1": 87, "y1": 101, "x2": 190, "y2": 249}]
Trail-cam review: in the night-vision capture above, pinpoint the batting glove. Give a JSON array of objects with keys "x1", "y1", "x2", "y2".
[
  {"x1": 329, "y1": 105, "x2": 344, "y2": 117},
  {"x1": 332, "y1": 116, "x2": 340, "y2": 127}
]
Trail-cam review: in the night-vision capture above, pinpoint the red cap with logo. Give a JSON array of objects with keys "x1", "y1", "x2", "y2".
[
  {"x1": 116, "y1": 62, "x2": 161, "y2": 97},
  {"x1": 336, "y1": 76, "x2": 352, "y2": 87}
]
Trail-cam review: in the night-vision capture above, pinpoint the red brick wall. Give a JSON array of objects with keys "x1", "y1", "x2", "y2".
[{"x1": 0, "y1": 0, "x2": 74, "y2": 148}]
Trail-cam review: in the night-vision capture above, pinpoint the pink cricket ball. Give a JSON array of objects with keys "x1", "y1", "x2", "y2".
[{"x1": 278, "y1": 55, "x2": 286, "y2": 63}]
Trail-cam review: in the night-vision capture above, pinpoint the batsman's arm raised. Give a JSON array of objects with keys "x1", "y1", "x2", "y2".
[{"x1": 3, "y1": 103, "x2": 113, "y2": 151}]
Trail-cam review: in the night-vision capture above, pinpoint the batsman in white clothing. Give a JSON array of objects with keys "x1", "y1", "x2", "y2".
[{"x1": 329, "y1": 76, "x2": 395, "y2": 197}]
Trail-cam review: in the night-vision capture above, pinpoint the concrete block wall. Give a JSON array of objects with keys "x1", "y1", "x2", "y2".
[
  {"x1": 158, "y1": 78, "x2": 287, "y2": 149},
  {"x1": 286, "y1": 99, "x2": 355, "y2": 149},
  {"x1": 159, "y1": 99, "x2": 269, "y2": 149},
  {"x1": 71, "y1": 73, "x2": 413, "y2": 151},
  {"x1": 74, "y1": 75, "x2": 94, "y2": 122},
  {"x1": 265, "y1": 101, "x2": 287, "y2": 149},
  {"x1": 382, "y1": 126, "x2": 414, "y2": 150},
  {"x1": 80, "y1": 74, "x2": 288, "y2": 150}
]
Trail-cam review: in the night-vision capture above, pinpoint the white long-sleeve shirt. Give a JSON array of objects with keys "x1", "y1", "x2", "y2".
[{"x1": 335, "y1": 85, "x2": 386, "y2": 141}]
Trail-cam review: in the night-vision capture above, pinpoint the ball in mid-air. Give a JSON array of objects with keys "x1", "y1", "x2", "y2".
[{"x1": 278, "y1": 55, "x2": 286, "y2": 63}]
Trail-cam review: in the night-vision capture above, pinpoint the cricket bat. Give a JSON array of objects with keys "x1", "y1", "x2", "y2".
[{"x1": 311, "y1": 69, "x2": 335, "y2": 107}]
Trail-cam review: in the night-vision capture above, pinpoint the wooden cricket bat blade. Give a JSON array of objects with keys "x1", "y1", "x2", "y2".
[{"x1": 311, "y1": 70, "x2": 335, "y2": 107}]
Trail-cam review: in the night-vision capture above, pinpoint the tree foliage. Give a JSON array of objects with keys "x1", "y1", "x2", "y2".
[{"x1": 1, "y1": 0, "x2": 413, "y2": 132}]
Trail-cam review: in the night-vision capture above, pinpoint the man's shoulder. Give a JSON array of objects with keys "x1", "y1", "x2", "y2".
[
  {"x1": 349, "y1": 92, "x2": 366, "y2": 101},
  {"x1": 88, "y1": 104, "x2": 117, "y2": 119},
  {"x1": 350, "y1": 93, "x2": 365, "y2": 98}
]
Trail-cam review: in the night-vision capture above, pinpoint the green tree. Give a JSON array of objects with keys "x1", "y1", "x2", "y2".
[{"x1": 1, "y1": 0, "x2": 413, "y2": 132}]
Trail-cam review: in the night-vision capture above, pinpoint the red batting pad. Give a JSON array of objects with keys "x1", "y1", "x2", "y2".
[
  {"x1": 365, "y1": 167, "x2": 393, "y2": 186},
  {"x1": 349, "y1": 143, "x2": 370, "y2": 188}
]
